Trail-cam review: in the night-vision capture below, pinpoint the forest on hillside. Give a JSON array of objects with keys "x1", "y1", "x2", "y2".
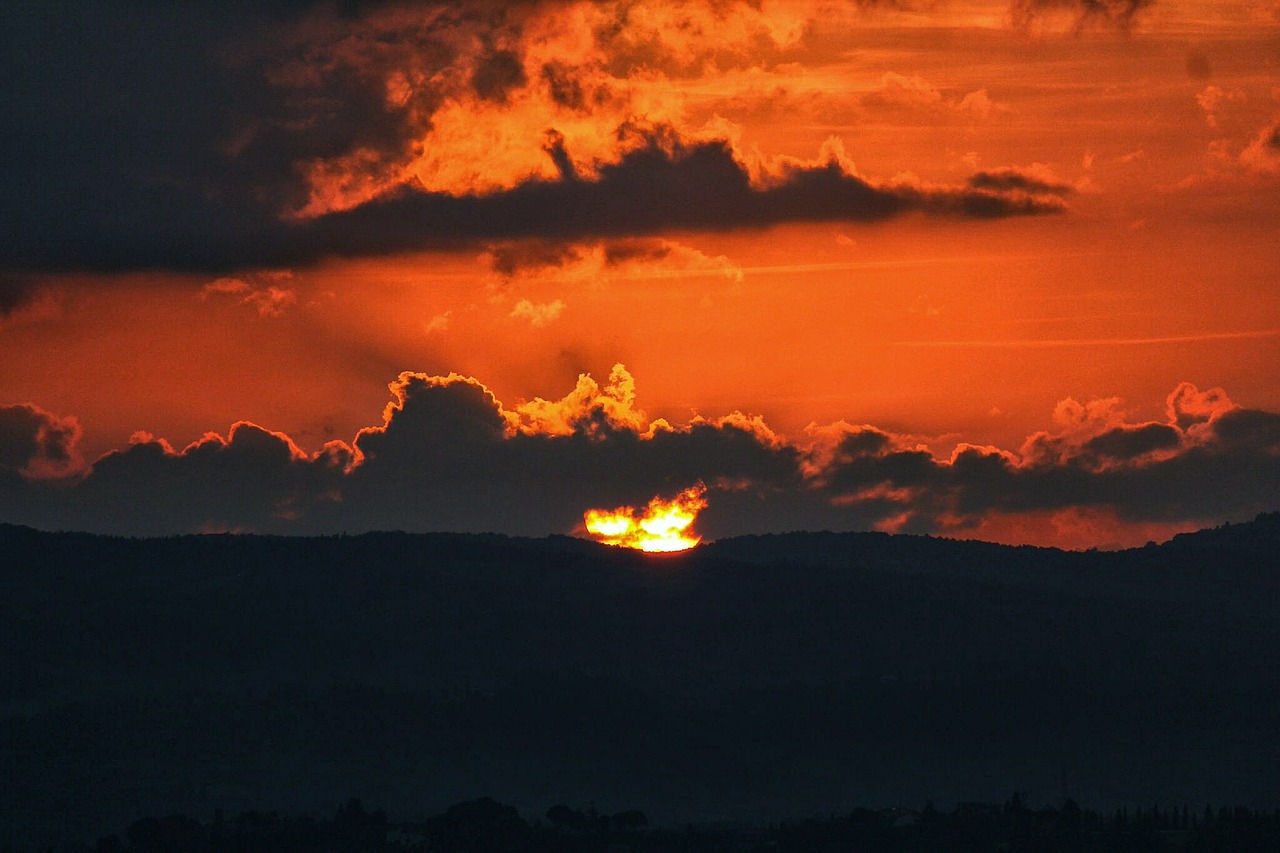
[
  {"x1": 43, "y1": 796, "x2": 1280, "y2": 853},
  {"x1": 3, "y1": 515, "x2": 1280, "y2": 848}
]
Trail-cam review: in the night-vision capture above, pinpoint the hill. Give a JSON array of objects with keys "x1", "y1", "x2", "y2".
[{"x1": 2, "y1": 515, "x2": 1279, "y2": 847}]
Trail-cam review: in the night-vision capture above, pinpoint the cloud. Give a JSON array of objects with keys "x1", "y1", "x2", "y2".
[
  {"x1": 424, "y1": 311, "x2": 451, "y2": 334},
  {"x1": 1185, "y1": 48, "x2": 1212, "y2": 81},
  {"x1": 23, "y1": 423, "x2": 352, "y2": 536},
  {"x1": 302, "y1": 131, "x2": 1067, "y2": 249},
  {"x1": 1009, "y1": 0, "x2": 1155, "y2": 31},
  {"x1": 0, "y1": 403, "x2": 83, "y2": 480},
  {"x1": 332, "y1": 365, "x2": 805, "y2": 536},
  {"x1": 510, "y1": 298, "x2": 566, "y2": 326},
  {"x1": 1166, "y1": 381, "x2": 1235, "y2": 430},
  {"x1": 201, "y1": 274, "x2": 298, "y2": 316},
  {"x1": 861, "y1": 73, "x2": 1009, "y2": 120},
  {"x1": 0, "y1": 1, "x2": 1070, "y2": 276},
  {"x1": 1239, "y1": 118, "x2": 1280, "y2": 176},
  {"x1": 2, "y1": 123, "x2": 1070, "y2": 273},
  {"x1": 484, "y1": 237, "x2": 744, "y2": 285},
  {"x1": 3, "y1": 370, "x2": 1279, "y2": 548},
  {"x1": 811, "y1": 382, "x2": 1280, "y2": 538},
  {"x1": 0, "y1": 275, "x2": 42, "y2": 317},
  {"x1": 487, "y1": 242, "x2": 581, "y2": 279},
  {"x1": 966, "y1": 166, "x2": 1076, "y2": 196},
  {"x1": 1195, "y1": 85, "x2": 1245, "y2": 129}
]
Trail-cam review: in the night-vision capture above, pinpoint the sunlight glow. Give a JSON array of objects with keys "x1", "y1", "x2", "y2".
[{"x1": 583, "y1": 483, "x2": 708, "y2": 552}]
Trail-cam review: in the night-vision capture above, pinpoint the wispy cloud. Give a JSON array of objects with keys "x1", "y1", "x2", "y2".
[{"x1": 893, "y1": 329, "x2": 1280, "y2": 348}]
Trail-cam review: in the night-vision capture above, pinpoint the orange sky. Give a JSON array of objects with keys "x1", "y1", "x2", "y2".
[{"x1": 2, "y1": 0, "x2": 1278, "y2": 548}]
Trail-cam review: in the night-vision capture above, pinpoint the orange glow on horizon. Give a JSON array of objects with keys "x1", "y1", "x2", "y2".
[{"x1": 583, "y1": 483, "x2": 708, "y2": 552}]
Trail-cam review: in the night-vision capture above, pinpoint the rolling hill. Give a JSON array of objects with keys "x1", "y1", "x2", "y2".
[{"x1": 2, "y1": 515, "x2": 1279, "y2": 846}]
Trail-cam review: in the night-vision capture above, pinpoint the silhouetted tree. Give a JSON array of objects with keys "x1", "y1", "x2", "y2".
[
  {"x1": 427, "y1": 797, "x2": 530, "y2": 852},
  {"x1": 546, "y1": 803, "x2": 588, "y2": 831},
  {"x1": 125, "y1": 814, "x2": 205, "y2": 852},
  {"x1": 612, "y1": 809, "x2": 649, "y2": 831}
]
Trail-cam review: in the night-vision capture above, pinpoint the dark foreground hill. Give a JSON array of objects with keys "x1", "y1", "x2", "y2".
[{"x1": 2, "y1": 515, "x2": 1280, "y2": 847}]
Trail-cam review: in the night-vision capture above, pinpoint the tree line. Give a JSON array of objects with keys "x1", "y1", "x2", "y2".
[{"x1": 15, "y1": 794, "x2": 1280, "y2": 853}]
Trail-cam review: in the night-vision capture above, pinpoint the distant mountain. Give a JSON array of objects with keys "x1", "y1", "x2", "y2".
[{"x1": 2, "y1": 515, "x2": 1279, "y2": 848}]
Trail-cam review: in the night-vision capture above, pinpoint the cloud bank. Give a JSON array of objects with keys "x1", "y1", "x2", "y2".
[
  {"x1": 1, "y1": 0, "x2": 1076, "y2": 275},
  {"x1": 3, "y1": 368, "x2": 1277, "y2": 549}
]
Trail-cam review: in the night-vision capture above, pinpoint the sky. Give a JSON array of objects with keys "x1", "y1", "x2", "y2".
[{"x1": 2, "y1": 0, "x2": 1278, "y2": 549}]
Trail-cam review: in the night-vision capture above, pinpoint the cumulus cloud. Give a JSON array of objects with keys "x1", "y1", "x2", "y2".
[
  {"x1": 0, "y1": 404, "x2": 83, "y2": 480},
  {"x1": 812, "y1": 382, "x2": 1279, "y2": 539},
  {"x1": 2, "y1": 370, "x2": 1279, "y2": 548},
  {"x1": 39, "y1": 423, "x2": 351, "y2": 536},
  {"x1": 510, "y1": 298, "x2": 566, "y2": 326},
  {"x1": 333, "y1": 365, "x2": 805, "y2": 536}
]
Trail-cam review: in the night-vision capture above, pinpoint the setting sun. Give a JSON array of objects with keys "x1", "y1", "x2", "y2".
[{"x1": 583, "y1": 484, "x2": 708, "y2": 552}]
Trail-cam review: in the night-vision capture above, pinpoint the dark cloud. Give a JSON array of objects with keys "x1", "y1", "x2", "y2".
[
  {"x1": 541, "y1": 61, "x2": 590, "y2": 110},
  {"x1": 1210, "y1": 408, "x2": 1280, "y2": 453},
  {"x1": 1, "y1": 0, "x2": 434, "y2": 271},
  {"x1": 486, "y1": 241, "x2": 582, "y2": 277},
  {"x1": 1, "y1": 124, "x2": 1066, "y2": 273},
  {"x1": 44, "y1": 424, "x2": 350, "y2": 536},
  {"x1": 2, "y1": 373, "x2": 1277, "y2": 544},
  {"x1": 0, "y1": 368, "x2": 806, "y2": 537},
  {"x1": 1, "y1": 1, "x2": 1069, "y2": 276},
  {"x1": 4, "y1": 118, "x2": 1069, "y2": 273},
  {"x1": 817, "y1": 398, "x2": 1280, "y2": 531},
  {"x1": 601, "y1": 239, "x2": 673, "y2": 266},
  {"x1": 0, "y1": 403, "x2": 82, "y2": 480},
  {"x1": 1185, "y1": 49, "x2": 1212, "y2": 81},
  {"x1": 1009, "y1": 0, "x2": 1155, "y2": 30},
  {"x1": 472, "y1": 48, "x2": 528, "y2": 102},
  {"x1": 484, "y1": 236, "x2": 684, "y2": 279},
  {"x1": 297, "y1": 134, "x2": 1066, "y2": 256},
  {"x1": 1082, "y1": 423, "x2": 1180, "y2": 462},
  {"x1": 967, "y1": 168, "x2": 1075, "y2": 196},
  {"x1": 0, "y1": 275, "x2": 41, "y2": 317},
  {"x1": 334, "y1": 370, "x2": 805, "y2": 536}
]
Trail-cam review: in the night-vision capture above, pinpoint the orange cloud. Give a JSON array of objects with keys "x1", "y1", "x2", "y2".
[
  {"x1": 510, "y1": 298, "x2": 566, "y2": 327},
  {"x1": 201, "y1": 274, "x2": 298, "y2": 317},
  {"x1": 862, "y1": 72, "x2": 1009, "y2": 120},
  {"x1": 1239, "y1": 118, "x2": 1280, "y2": 176},
  {"x1": 284, "y1": 0, "x2": 826, "y2": 208},
  {"x1": 513, "y1": 363, "x2": 648, "y2": 437}
]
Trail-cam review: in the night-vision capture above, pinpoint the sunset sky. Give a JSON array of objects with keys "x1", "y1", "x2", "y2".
[{"x1": 2, "y1": 0, "x2": 1278, "y2": 548}]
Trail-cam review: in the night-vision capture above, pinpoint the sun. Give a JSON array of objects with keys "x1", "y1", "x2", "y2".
[{"x1": 583, "y1": 483, "x2": 708, "y2": 552}]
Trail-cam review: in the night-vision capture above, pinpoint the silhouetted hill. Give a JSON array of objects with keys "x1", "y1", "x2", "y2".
[{"x1": 2, "y1": 515, "x2": 1279, "y2": 847}]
